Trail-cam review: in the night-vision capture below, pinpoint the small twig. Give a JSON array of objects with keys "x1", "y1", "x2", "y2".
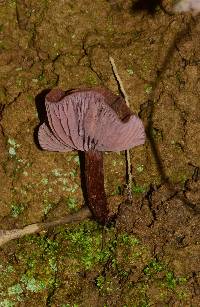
[
  {"x1": 109, "y1": 57, "x2": 130, "y2": 107},
  {"x1": 0, "y1": 207, "x2": 91, "y2": 247},
  {"x1": 109, "y1": 56, "x2": 133, "y2": 200}
]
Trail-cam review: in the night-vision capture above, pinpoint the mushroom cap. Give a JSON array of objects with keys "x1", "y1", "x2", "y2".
[{"x1": 38, "y1": 87, "x2": 145, "y2": 152}]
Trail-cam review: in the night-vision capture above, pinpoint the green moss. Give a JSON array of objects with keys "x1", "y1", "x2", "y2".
[
  {"x1": 66, "y1": 197, "x2": 78, "y2": 211},
  {"x1": 165, "y1": 272, "x2": 187, "y2": 290},
  {"x1": 144, "y1": 84, "x2": 152, "y2": 94},
  {"x1": 73, "y1": 155, "x2": 80, "y2": 165},
  {"x1": 38, "y1": 73, "x2": 45, "y2": 82},
  {"x1": 96, "y1": 275, "x2": 105, "y2": 290},
  {"x1": 10, "y1": 203, "x2": 25, "y2": 217},
  {"x1": 5, "y1": 266, "x2": 14, "y2": 274},
  {"x1": 10, "y1": 235, "x2": 60, "y2": 299},
  {"x1": 65, "y1": 225, "x2": 102, "y2": 269},
  {"x1": 143, "y1": 259, "x2": 165, "y2": 276},
  {"x1": 63, "y1": 221, "x2": 116, "y2": 270},
  {"x1": 69, "y1": 169, "x2": 78, "y2": 178},
  {"x1": 165, "y1": 271, "x2": 176, "y2": 289},
  {"x1": 127, "y1": 68, "x2": 134, "y2": 75},
  {"x1": 0, "y1": 300, "x2": 15, "y2": 307},
  {"x1": 20, "y1": 275, "x2": 46, "y2": 293},
  {"x1": 142, "y1": 258, "x2": 189, "y2": 303},
  {"x1": 119, "y1": 233, "x2": 140, "y2": 246},
  {"x1": 176, "y1": 289, "x2": 188, "y2": 300},
  {"x1": 8, "y1": 284, "x2": 23, "y2": 296},
  {"x1": 132, "y1": 184, "x2": 147, "y2": 194},
  {"x1": 136, "y1": 164, "x2": 144, "y2": 173},
  {"x1": 26, "y1": 95, "x2": 34, "y2": 102},
  {"x1": 95, "y1": 274, "x2": 115, "y2": 294},
  {"x1": 84, "y1": 74, "x2": 98, "y2": 86},
  {"x1": 7, "y1": 138, "x2": 20, "y2": 158}
]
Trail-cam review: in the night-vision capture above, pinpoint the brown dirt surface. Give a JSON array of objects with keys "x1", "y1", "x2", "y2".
[{"x1": 0, "y1": 0, "x2": 199, "y2": 306}]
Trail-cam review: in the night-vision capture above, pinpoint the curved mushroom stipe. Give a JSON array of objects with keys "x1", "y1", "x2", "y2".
[
  {"x1": 84, "y1": 150, "x2": 109, "y2": 224},
  {"x1": 38, "y1": 87, "x2": 145, "y2": 224}
]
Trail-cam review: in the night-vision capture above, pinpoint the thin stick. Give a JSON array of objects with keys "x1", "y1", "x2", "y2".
[
  {"x1": 109, "y1": 56, "x2": 133, "y2": 200},
  {"x1": 109, "y1": 57, "x2": 130, "y2": 107},
  {"x1": 0, "y1": 207, "x2": 91, "y2": 247}
]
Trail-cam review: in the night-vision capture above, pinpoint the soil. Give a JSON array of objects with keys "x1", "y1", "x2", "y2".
[{"x1": 0, "y1": 0, "x2": 199, "y2": 306}]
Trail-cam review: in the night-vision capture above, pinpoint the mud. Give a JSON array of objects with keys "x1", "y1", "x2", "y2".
[{"x1": 0, "y1": 0, "x2": 199, "y2": 306}]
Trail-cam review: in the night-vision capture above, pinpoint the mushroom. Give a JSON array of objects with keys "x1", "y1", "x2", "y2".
[{"x1": 38, "y1": 87, "x2": 145, "y2": 224}]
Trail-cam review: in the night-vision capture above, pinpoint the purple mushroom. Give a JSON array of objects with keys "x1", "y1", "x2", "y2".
[{"x1": 38, "y1": 87, "x2": 145, "y2": 224}]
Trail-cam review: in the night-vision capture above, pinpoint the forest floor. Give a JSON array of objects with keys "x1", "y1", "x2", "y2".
[{"x1": 0, "y1": 0, "x2": 199, "y2": 306}]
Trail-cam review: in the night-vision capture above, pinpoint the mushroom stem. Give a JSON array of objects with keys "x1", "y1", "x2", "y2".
[{"x1": 84, "y1": 150, "x2": 109, "y2": 225}]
